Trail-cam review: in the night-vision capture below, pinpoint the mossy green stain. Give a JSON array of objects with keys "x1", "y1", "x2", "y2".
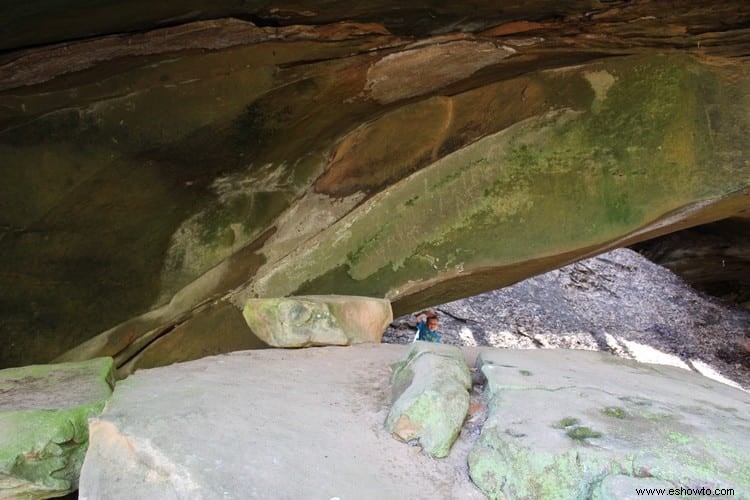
[
  {"x1": 195, "y1": 194, "x2": 252, "y2": 245},
  {"x1": 1, "y1": 402, "x2": 105, "y2": 495},
  {"x1": 396, "y1": 385, "x2": 468, "y2": 458},
  {"x1": 519, "y1": 369, "x2": 533, "y2": 376},
  {"x1": 667, "y1": 431, "x2": 692, "y2": 445},
  {"x1": 507, "y1": 144, "x2": 538, "y2": 170},
  {"x1": 556, "y1": 417, "x2": 580, "y2": 428},
  {"x1": 584, "y1": 60, "x2": 684, "y2": 151},
  {"x1": 469, "y1": 436, "x2": 615, "y2": 499},
  {"x1": 567, "y1": 426, "x2": 603, "y2": 441},
  {"x1": 634, "y1": 433, "x2": 750, "y2": 490},
  {"x1": 295, "y1": 251, "x2": 440, "y2": 299},
  {"x1": 602, "y1": 406, "x2": 627, "y2": 419},
  {"x1": 348, "y1": 223, "x2": 392, "y2": 268},
  {"x1": 416, "y1": 56, "x2": 723, "y2": 267},
  {"x1": 0, "y1": 51, "x2": 283, "y2": 367},
  {"x1": 253, "y1": 55, "x2": 748, "y2": 312},
  {"x1": 0, "y1": 358, "x2": 113, "y2": 496}
]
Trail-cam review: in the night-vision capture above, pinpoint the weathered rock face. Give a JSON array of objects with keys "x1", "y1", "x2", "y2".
[
  {"x1": 385, "y1": 342, "x2": 471, "y2": 457},
  {"x1": 77, "y1": 345, "x2": 750, "y2": 499},
  {"x1": 468, "y1": 349, "x2": 750, "y2": 499},
  {"x1": 78, "y1": 345, "x2": 486, "y2": 499},
  {"x1": 0, "y1": 357, "x2": 114, "y2": 499},
  {"x1": 1, "y1": 1, "x2": 749, "y2": 368},
  {"x1": 242, "y1": 295, "x2": 392, "y2": 347}
]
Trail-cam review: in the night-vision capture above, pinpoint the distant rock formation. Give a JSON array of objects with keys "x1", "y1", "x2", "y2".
[{"x1": 385, "y1": 248, "x2": 750, "y2": 390}]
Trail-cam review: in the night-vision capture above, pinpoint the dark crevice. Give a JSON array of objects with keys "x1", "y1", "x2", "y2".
[
  {"x1": 116, "y1": 321, "x2": 181, "y2": 369},
  {"x1": 0, "y1": 14, "x2": 281, "y2": 57},
  {"x1": 114, "y1": 296, "x2": 221, "y2": 370}
]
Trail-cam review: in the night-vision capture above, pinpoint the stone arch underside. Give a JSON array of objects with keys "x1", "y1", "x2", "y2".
[{"x1": 1, "y1": 0, "x2": 749, "y2": 372}]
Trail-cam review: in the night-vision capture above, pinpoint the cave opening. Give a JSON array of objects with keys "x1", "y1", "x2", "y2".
[{"x1": 383, "y1": 219, "x2": 750, "y2": 390}]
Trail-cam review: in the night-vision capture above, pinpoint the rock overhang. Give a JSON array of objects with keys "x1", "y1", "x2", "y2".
[{"x1": 0, "y1": 1, "x2": 749, "y2": 369}]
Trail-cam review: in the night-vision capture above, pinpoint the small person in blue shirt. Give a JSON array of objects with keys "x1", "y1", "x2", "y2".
[{"x1": 414, "y1": 310, "x2": 441, "y2": 343}]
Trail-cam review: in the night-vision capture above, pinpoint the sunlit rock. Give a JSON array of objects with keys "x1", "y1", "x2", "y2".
[
  {"x1": 468, "y1": 349, "x2": 750, "y2": 498},
  {"x1": 242, "y1": 295, "x2": 392, "y2": 347},
  {"x1": 385, "y1": 342, "x2": 471, "y2": 457}
]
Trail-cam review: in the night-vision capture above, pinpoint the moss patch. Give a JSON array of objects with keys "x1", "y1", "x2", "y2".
[
  {"x1": 556, "y1": 417, "x2": 580, "y2": 429},
  {"x1": 255, "y1": 54, "x2": 750, "y2": 304},
  {"x1": 566, "y1": 426, "x2": 603, "y2": 441},
  {"x1": 0, "y1": 37, "x2": 384, "y2": 367},
  {"x1": 0, "y1": 358, "x2": 114, "y2": 497},
  {"x1": 602, "y1": 406, "x2": 627, "y2": 419}
]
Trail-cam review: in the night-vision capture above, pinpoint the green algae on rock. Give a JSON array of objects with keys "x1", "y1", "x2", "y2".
[
  {"x1": 0, "y1": 22, "x2": 393, "y2": 368},
  {"x1": 245, "y1": 54, "x2": 750, "y2": 307},
  {"x1": 0, "y1": 357, "x2": 115, "y2": 499},
  {"x1": 242, "y1": 295, "x2": 393, "y2": 347},
  {"x1": 47, "y1": 51, "x2": 750, "y2": 373},
  {"x1": 468, "y1": 350, "x2": 750, "y2": 499},
  {"x1": 3, "y1": 4, "x2": 750, "y2": 372},
  {"x1": 385, "y1": 342, "x2": 472, "y2": 458}
]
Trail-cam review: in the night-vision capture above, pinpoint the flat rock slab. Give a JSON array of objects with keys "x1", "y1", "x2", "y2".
[
  {"x1": 242, "y1": 295, "x2": 392, "y2": 347},
  {"x1": 386, "y1": 342, "x2": 471, "y2": 457},
  {"x1": 469, "y1": 349, "x2": 750, "y2": 499},
  {"x1": 79, "y1": 345, "x2": 485, "y2": 500},
  {"x1": 0, "y1": 357, "x2": 115, "y2": 499}
]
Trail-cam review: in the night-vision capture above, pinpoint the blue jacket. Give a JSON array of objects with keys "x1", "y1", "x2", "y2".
[{"x1": 416, "y1": 320, "x2": 441, "y2": 343}]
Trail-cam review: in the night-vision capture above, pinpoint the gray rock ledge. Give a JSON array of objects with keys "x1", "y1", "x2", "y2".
[{"x1": 468, "y1": 349, "x2": 750, "y2": 499}]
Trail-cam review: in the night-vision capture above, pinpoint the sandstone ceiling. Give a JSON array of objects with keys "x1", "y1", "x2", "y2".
[{"x1": 1, "y1": 0, "x2": 749, "y2": 371}]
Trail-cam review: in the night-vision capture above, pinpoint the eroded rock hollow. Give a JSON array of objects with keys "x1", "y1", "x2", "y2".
[{"x1": 1, "y1": 0, "x2": 749, "y2": 370}]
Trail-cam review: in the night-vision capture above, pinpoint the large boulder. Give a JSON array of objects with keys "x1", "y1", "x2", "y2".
[
  {"x1": 468, "y1": 349, "x2": 750, "y2": 499},
  {"x1": 242, "y1": 295, "x2": 392, "y2": 347},
  {"x1": 385, "y1": 342, "x2": 472, "y2": 457},
  {"x1": 0, "y1": 357, "x2": 114, "y2": 499}
]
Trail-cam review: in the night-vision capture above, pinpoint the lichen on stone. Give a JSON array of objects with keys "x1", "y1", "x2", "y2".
[{"x1": 602, "y1": 407, "x2": 627, "y2": 419}]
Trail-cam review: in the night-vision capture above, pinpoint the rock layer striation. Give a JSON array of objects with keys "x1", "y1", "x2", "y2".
[{"x1": 0, "y1": 1, "x2": 748, "y2": 368}]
